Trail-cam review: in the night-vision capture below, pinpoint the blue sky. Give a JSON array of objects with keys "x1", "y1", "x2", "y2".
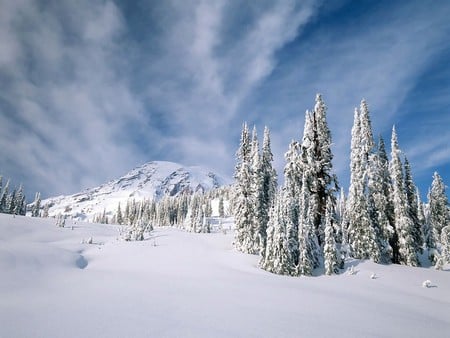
[{"x1": 1, "y1": 0, "x2": 449, "y2": 200}]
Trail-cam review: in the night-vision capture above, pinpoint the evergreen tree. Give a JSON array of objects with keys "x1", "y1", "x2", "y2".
[
  {"x1": 347, "y1": 106, "x2": 380, "y2": 261},
  {"x1": 427, "y1": 172, "x2": 449, "y2": 263},
  {"x1": 428, "y1": 172, "x2": 449, "y2": 242},
  {"x1": 260, "y1": 190, "x2": 295, "y2": 275},
  {"x1": 0, "y1": 178, "x2": 7, "y2": 213},
  {"x1": 116, "y1": 203, "x2": 124, "y2": 225},
  {"x1": 390, "y1": 126, "x2": 418, "y2": 266},
  {"x1": 13, "y1": 185, "x2": 26, "y2": 215},
  {"x1": 404, "y1": 157, "x2": 422, "y2": 254},
  {"x1": 31, "y1": 192, "x2": 41, "y2": 217},
  {"x1": 324, "y1": 197, "x2": 340, "y2": 275},
  {"x1": 297, "y1": 173, "x2": 317, "y2": 275},
  {"x1": 367, "y1": 139, "x2": 393, "y2": 262},
  {"x1": 233, "y1": 123, "x2": 256, "y2": 254},
  {"x1": 301, "y1": 94, "x2": 338, "y2": 246},
  {"x1": 218, "y1": 196, "x2": 225, "y2": 217},
  {"x1": 255, "y1": 126, "x2": 277, "y2": 255},
  {"x1": 416, "y1": 189, "x2": 426, "y2": 248},
  {"x1": 42, "y1": 203, "x2": 50, "y2": 218},
  {"x1": 440, "y1": 226, "x2": 450, "y2": 265}
]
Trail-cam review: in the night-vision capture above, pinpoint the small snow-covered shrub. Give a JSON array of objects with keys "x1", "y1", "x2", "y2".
[{"x1": 422, "y1": 280, "x2": 432, "y2": 288}]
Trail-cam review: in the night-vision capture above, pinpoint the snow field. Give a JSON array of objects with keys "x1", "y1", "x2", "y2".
[{"x1": 1, "y1": 214, "x2": 449, "y2": 338}]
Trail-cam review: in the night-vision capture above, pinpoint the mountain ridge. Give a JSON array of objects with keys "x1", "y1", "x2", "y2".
[{"x1": 38, "y1": 160, "x2": 231, "y2": 221}]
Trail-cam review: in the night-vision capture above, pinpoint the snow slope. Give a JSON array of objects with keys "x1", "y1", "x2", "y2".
[
  {"x1": 1, "y1": 214, "x2": 450, "y2": 338},
  {"x1": 38, "y1": 161, "x2": 231, "y2": 221}
]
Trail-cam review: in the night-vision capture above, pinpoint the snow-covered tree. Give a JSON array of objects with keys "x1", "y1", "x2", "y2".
[
  {"x1": 390, "y1": 126, "x2": 418, "y2": 266},
  {"x1": 254, "y1": 126, "x2": 277, "y2": 255},
  {"x1": 347, "y1": 105, "x2": 380, "y2": 262},
  {"x1": 31, "y1": 192, "x2": 41, "y2": 217},
  {"x1": 428, "y1": 172, "x2": 449, "y2": 243},
  {"x1": 297, "y1": 173, "x2": 317, "y2": 275},
  {"x1": 324, "y1": 197, "x2": 340, "y2": 275},
  {"x1": 0, "y1": 179, "x2": 8, "y2": 213},
  {"x1": 301, "y1": 95, "x2": 339, "y2": 246},
  {"x1": 233, "y1": 123, "x2": 257, "y2": 254},
  {"x1": 218, "y1": 196, "x2": 225, "y2": 217},
  {"x1": 116, "y1": 203, "x2": 124, "y2": 225},
  {"x1": 42, "y1": 203, "x2": 50, "y2": 218},
  {"x1": 260, "y1": 190, "x2": 295, "y2": 276},
  {"x1": 367, "y1": 138, "x2": 394, "y2": 262},
  {"x1": 404, "y1": 157, "x2": 422, "y2": 254}
]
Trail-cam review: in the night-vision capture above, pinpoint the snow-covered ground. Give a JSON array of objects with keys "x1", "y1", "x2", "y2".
[{"x1": 1, "y1": 214, "x2": 449, "y2": 338}]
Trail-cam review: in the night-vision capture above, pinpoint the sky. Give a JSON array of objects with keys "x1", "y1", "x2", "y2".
[{"x1": 1, "y1": 0, "x2": 450, "y2": 200}]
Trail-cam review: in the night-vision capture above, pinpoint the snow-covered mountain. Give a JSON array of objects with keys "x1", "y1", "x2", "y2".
[{"x1": 39, "y1": 161, "x2": 231, "y2": 221}]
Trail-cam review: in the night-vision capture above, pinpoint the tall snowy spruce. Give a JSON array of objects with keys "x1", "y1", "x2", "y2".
[
  {"x1": 389, "y1": 126, "x2": 419, "y2": 266},
  {"x1": 234, "y1": 123, "x2": 277, "y2": 255},
  {"x1": 260, "y1": 190, "x2": 295, "y2": 275},
  {"x1": 347, "y1": 103, "x2": 380, "y2": 262},
  {"x1": 254, "y1": 127, "x2": 277, "y2": 255},
  {"x1": 324, "y1": 197, "x2": 340, "y2": 275},
  {"x1": 427, "y1": 171, "x2": 449, "y2": 263},
  {"x1": 403, "y1": 157, "x2": 423, "y2": 254},
  {"x1": 302, "y1": 94, "x2": 339, "y2": 247},
  {"x1": 261, "y1": 94, "x2": 337, "y2": 276},
  {"x1": 233, "y1": 123, "x2": 256, "y2": 254}
]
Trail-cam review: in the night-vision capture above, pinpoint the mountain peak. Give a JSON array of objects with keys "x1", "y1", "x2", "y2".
[{"x1": 40, "y1": 161, "x2": 231, "y2": 220}]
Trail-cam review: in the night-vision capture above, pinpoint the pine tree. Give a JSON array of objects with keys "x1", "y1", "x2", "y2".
[
  {"x1": 403, "y1": 157, "x2": 422, "y2": 254},
  {"x1": 233, "y1": 123, "x2": 256, "y2": 254},
  {"x1": 283, "y1": 139, "x2": 301, "y2": 264},
  {"x1": 302, "y1": 94, "x2": 338, "y2": 246},
  {"x1": 218, "y1": 196, "x2": 225, "y2": 217},
  {"x1": 260, "y1": 190, "x2": 295, "y2": 275},
  {"x1": 256, "y1": 126, "x2": 277, "y2": 255},
  {"x1": 42, "y1": 203, "x2": 49, "y2": 218},
  {"x1": 13, "y1": 185, "x2": 26, "y2": 216},
  {"x1": 367, "y1": 139, "x2": 393, "y2": 262},
  {"x1": 0, "y1": 178, "x2": 7, "y2": 213},
  {"x1": 297, "y1": 173, "x2": 317, "y2": 275},
  {"x1": 428, "y1": 172, "x2": 449, "y2": 242},
  {"x1": 390, "y1": 126, "x2": 418, "y2": 266},
  {"x1": 31, "y1": 192, "x2": 41, "y2": 217},
  {"x1": 347, "y1": 106, "x2": 380, "y2": 262},
  {"x1": 440, "y1": 226, "x2": 450, "y2": 265},
  {"x1": 116, "y1": 203, "x2": 124, "y2": 225},
  {"x1": 427, "y1": 172, "x2": 449, "y2": 263},
  {"x1": 324, "y1": 197, "x2": 340, "y2": 275}
]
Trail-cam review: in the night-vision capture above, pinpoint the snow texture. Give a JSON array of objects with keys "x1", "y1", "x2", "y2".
[{"x1": 1, "y1": 214, "x2": 450, "y2": 338}]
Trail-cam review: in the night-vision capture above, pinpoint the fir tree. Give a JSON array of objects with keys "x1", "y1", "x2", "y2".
[
  {"x1": 233, "y1": 123, "x2": 256, "y2": 254},
  {"x1": 427, "y1": 172, "x2": 449, "y2": 263},
  {"x1": 218, "y1": 196, "x2": 225, "y2": 217},
  {"x1": 116, "y1": 203, "x2": 124, "y2": 225},
  {"x1": 256, "y1": 127, "x2": 277, "y2": 255},
  {"x1": 301, "y1": 95, "x2": 338, "y2": 246},
  {"x1": 390, "y1": 126, "x2": 418, "y2": 266},
  {"x1": 404, "y1": 157, "x2": 422, "y2": 254},
  {"x1": 324, "y1": 197, "x2": 340, "y2": 275},
  {"x1": 428, "y1": 172, "x2": 449, "y2": 242},
  {"x1": 297, "y1": 173, "x2": 317, "y2": 275},
  {"x1": 347, "y1": 105, "x2": 380, "y2": 262},
  {"x1": 31, "y1": 192, "x2": 41, "y2": 217},
  {"x1": 260, "y1": 190, "x2": 295, "y2": 276}
]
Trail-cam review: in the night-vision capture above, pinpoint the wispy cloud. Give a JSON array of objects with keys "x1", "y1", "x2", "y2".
[
  {"x1": 1, "y1": 0, "x2": 449, "y2": 198},
  {"x1": 0, "y1": 0, "x2": 146, "y2": 196}
]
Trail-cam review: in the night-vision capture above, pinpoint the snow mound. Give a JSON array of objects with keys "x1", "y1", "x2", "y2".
[{"x1": 1, "y1": 214, "x2": 450, "y2": 338}]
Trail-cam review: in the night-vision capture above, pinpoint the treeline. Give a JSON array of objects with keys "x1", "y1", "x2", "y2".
[
  {"x1": 233, "y1": 94, "x2": 450, "y2": 276},
  {"x1": 0, "y1": 177, "x2": 27, "y2": 216},
  {"x1": 98, "y1": 186, "x2": 232, "y2": 240}
]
